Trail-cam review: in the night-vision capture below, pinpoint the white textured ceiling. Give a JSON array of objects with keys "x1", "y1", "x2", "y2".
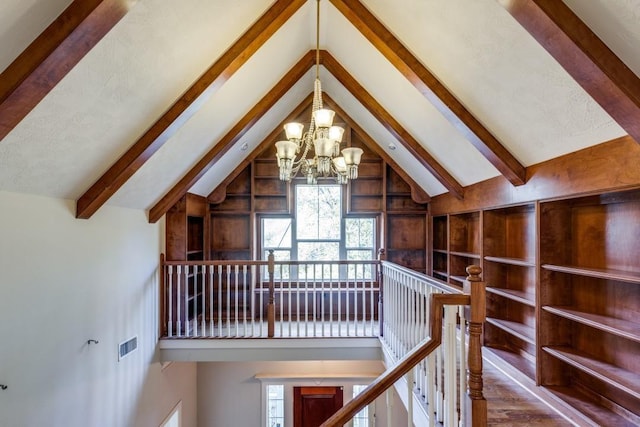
[{"x1": 0, "y1": 0, "x2": 636, "y2": 213}]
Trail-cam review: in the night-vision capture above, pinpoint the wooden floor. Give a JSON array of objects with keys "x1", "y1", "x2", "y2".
[{"x1": 484, "y1": 359, "x2": 573, "y2": 426}]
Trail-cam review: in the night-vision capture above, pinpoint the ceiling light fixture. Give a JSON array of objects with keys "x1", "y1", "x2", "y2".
[{"x1": 275, "y1": 0, "x2": 363, "y2": 185}]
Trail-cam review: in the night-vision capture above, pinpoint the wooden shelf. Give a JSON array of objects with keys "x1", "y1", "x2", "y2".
[
  {"x1": 449, "y1": 275, "x2": 467, "y2": 284},
  {"x1": 449, "y1": 251, "x2": 481, "y2": 259},
  {"x1": 432, "y1": 249, "x2": 448, "y2": 254},
  {"x1": 543, "y1": 306, "x2": 640, "y2": 344},
  {"x1": 546, "y1": 386, "x2": 639, "y2": 427},
  {"x1": 542, "y1": 264, "x2": 640, "y2": 284},
  {"x1": 486, "y1": 287, "x2": 535, "y2": 307},
  {"x1": 544, "y1": 346, "x2": 640, "y2": 400},
  {"x1": 484, "y1": 346, "x2": 536, "y2": 380},
  {"x1": 486, "y1": 317, "x2": 536, "y2": 345},
  {"x1": 484, "y1": 256, "x2": 535, "y2": 267},
  {"x1": 432, "y1": 269, "x2": 448, "y2": 278}
]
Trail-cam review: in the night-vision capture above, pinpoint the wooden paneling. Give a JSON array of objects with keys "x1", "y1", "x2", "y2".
[
  {"x1": 430, "y1": 136, "x2": 640, "y2": 215},
  {"x1": 211, "y1": 215, "x2": 250, "y2": 251}
]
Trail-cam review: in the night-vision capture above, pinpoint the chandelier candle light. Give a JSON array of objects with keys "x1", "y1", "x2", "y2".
[{"x1": 275, "y1": 0, "x2": 363, "y2": 185}]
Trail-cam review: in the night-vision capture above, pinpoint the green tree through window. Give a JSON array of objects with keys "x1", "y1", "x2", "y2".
[{"x1": 261, "y1": 184, "x2": 375, "y2": 279}]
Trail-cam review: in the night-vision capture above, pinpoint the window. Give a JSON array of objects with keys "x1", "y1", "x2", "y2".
[
  {"x1": 352, "y1": 385, "x2": 370, "y2": 427},
  {"x1": 261, "y1": 184, "x2": 375, "y2": 279},
  {"x1": 266, "y1": 384, "x2": 284, "y2": 427}
]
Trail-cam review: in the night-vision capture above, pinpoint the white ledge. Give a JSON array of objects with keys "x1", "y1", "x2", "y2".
[{"x1": 159, "y1": 337, "x2": 382, "y2": 362}]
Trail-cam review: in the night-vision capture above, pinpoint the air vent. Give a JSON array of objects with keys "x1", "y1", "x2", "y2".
[{"x1": 119, "y1": 336, "x2": 138, "y2": 361}]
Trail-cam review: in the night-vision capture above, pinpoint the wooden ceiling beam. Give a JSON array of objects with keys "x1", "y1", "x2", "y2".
[
  {"x1": 0, "y1": 0, "x2": 136, "y2": 142},
  {"x1": 497, "y1": 0, "x2": 640, "y2": 143},
  {"x1": 330, "y1": 0, "x2": 526, "y2": 186},
  {"x1": 208, "y1": 95, "x2": 314, "y2": 204},
  {"x1": 148, "y1": 51, "x2": 316, "y2": 223},
  {"x1": 323, "y1": 94, "x2": 430, "y2": 203},
  {"x1": 320, "y1": 51, "x2": 464, "y2": 199},
  {"x1": 76, "y1": 0, "x2": 306, "y2": 219}
]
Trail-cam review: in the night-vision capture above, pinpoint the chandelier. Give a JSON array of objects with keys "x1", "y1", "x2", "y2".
[{"x1": 275, "y1": 0, "x2": 363, "y2": 185}]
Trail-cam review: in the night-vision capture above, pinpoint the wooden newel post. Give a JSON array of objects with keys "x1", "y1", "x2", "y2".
[
  {"x1": 463, "y1": 265, "x2": 487, "y2": 427},
  {"x1": 377, "y1": 248, "x2": 386, "y2": 337},
  {"x1": 267, "y1": 250, "x2": 275, "y2": 338}
]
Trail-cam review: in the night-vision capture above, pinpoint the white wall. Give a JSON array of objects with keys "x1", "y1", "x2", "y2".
[
  {"x1": 0, "y1": 191, "x2": 197, "y2": 427},
  {"x1": 197, "y1": 360, "x2": 407, "y2": 426}
]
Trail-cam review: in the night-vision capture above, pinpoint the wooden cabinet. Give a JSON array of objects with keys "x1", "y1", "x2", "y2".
[
  {"x1": 482, "y1": 204, "x2": 537, "y2": 381},
  {"x1": 539, "y1": 190, "x2": 640, "y2": 425}
]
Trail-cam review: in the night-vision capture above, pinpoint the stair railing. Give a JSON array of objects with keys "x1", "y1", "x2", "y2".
[{"x1": 320, "y1": 265, "x2": 487, "y2": 427}]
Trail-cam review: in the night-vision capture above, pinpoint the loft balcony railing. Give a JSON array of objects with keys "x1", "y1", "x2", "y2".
[
  {"x1": 160, "y1": 251, "x2": 487, "y2": 426},
  {"x1": 160, "y1": 253, "x2": 380, "y2": 339}
]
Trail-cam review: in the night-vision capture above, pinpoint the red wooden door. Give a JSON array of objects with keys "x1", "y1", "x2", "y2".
[{"x1": 293, "y1": 386, "x2": 343, "y2": 427}]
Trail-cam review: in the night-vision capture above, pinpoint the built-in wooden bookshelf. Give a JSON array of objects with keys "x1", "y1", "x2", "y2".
[
  {"x1": 165, "y1": 193, "x2": 208, "y2": 330},
  {"x1": 431, "y1": 215, "x2": 448, "y2": 282},
  {"x1": 538, "y1": 189, "x2": 640, "y2": 426},
  {"x1": 447, "y1": 211, "x2": 481, "y2": 288},
  {"x1": 430, "y1": 188, "x2": 640, "y2": 425},
  {"x1": 211, "y1": 167, "x2": 252, "y2": 260},
  {"x1": 483, "y1": 203, "x2": 537, "y2": 381},
  {"x1": 384, "y1": 166, "x2": 428, "y2": 273}
]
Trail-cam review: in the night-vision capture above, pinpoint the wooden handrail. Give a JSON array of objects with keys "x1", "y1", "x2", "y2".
[
  {"x1": 321, "y1": 265, "x2": 486, "y2": 427},
  {"x1": 320, "y1": 293, "x2": 469, "y2": 426}
]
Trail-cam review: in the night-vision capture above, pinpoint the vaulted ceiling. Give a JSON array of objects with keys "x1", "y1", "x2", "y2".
[{"x1": 1, "y1": 0, "x2": 638, "y2": 222}]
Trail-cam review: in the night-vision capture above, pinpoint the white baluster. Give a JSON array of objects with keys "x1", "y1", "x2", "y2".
[
  {"x1": 444, "y1": 305, "x2": 457, "y2": 427},
  {"x1": 209, "y1": 265, "x2": 214, "y2": 337},
  {"x1": 217, "y1": 265, "x2": 223, "y2": 337},
  {"x1": 176, "y1": 265, "x2": 182, "y2": 337},
  {"x1": 428, "y1": 354, "x2": 436, "y2": 427},
  {"x1": 168, "y1": 265, "x2": 173, "y2": 337},
  {"x1": 191, "y1": 265, "x2": 197, "y2": 337},
  {"x1": 458, "y1": 305, "x2": 467, "y2": 427},
  {"x1": 407, "y1": 369, "x2": 414, "y2": 427},
  {"x1": 243, "y1": 264, "x2": 248, "y2": 338}
]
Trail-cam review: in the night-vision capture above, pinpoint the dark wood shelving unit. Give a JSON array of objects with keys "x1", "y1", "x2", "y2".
[
  {"x1": 165, "y1": 193, "x2": 208, "y2": 332},
  {"x1": 383, "y1": 165, "x2": 428, "y2": 273},
  {"x1": 538, "y1": 189, "x2": 640, "y2": 423},
  {"x1": 481, "y1": 203, "x2": 537, "y2": 380}
]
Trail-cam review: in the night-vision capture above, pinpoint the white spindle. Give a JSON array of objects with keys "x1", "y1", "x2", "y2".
[
  {"x1": 200, "y1": 266, "x2": 206, "y2": 336},
  {"x1": 176, "y1": 265, "x2": 182, "y2": 337},
  {"x1": 168, "y1": 265, "x2": 173, "y2": 337},
  {"x1": 428, "y1": 353, "x2": 436, "y2": 427},
  {"x1": 444, "y1": 305, "x2": 457, "y2": 427},
  {"x1": 217, "y1": 265, "x2": 223, "y2": 337},
  {"x1": 407, "y1": 370, "x2": 414, "y2": 427},
  {"x1": 209, "y1": 265, "x2": 214, "y2": 337},
  {"x1": 242, "y1": 265, "x2": 248, "y2": 337},
  {"x1": 458, "y1": 305, "x2": 467, "y2": 427},
  {"x1": 251, "y1": 265, "x2": 256, "y2": 337},
  {"x1": 287, "y1": 266, "x2": 292, "y2": 337}
]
